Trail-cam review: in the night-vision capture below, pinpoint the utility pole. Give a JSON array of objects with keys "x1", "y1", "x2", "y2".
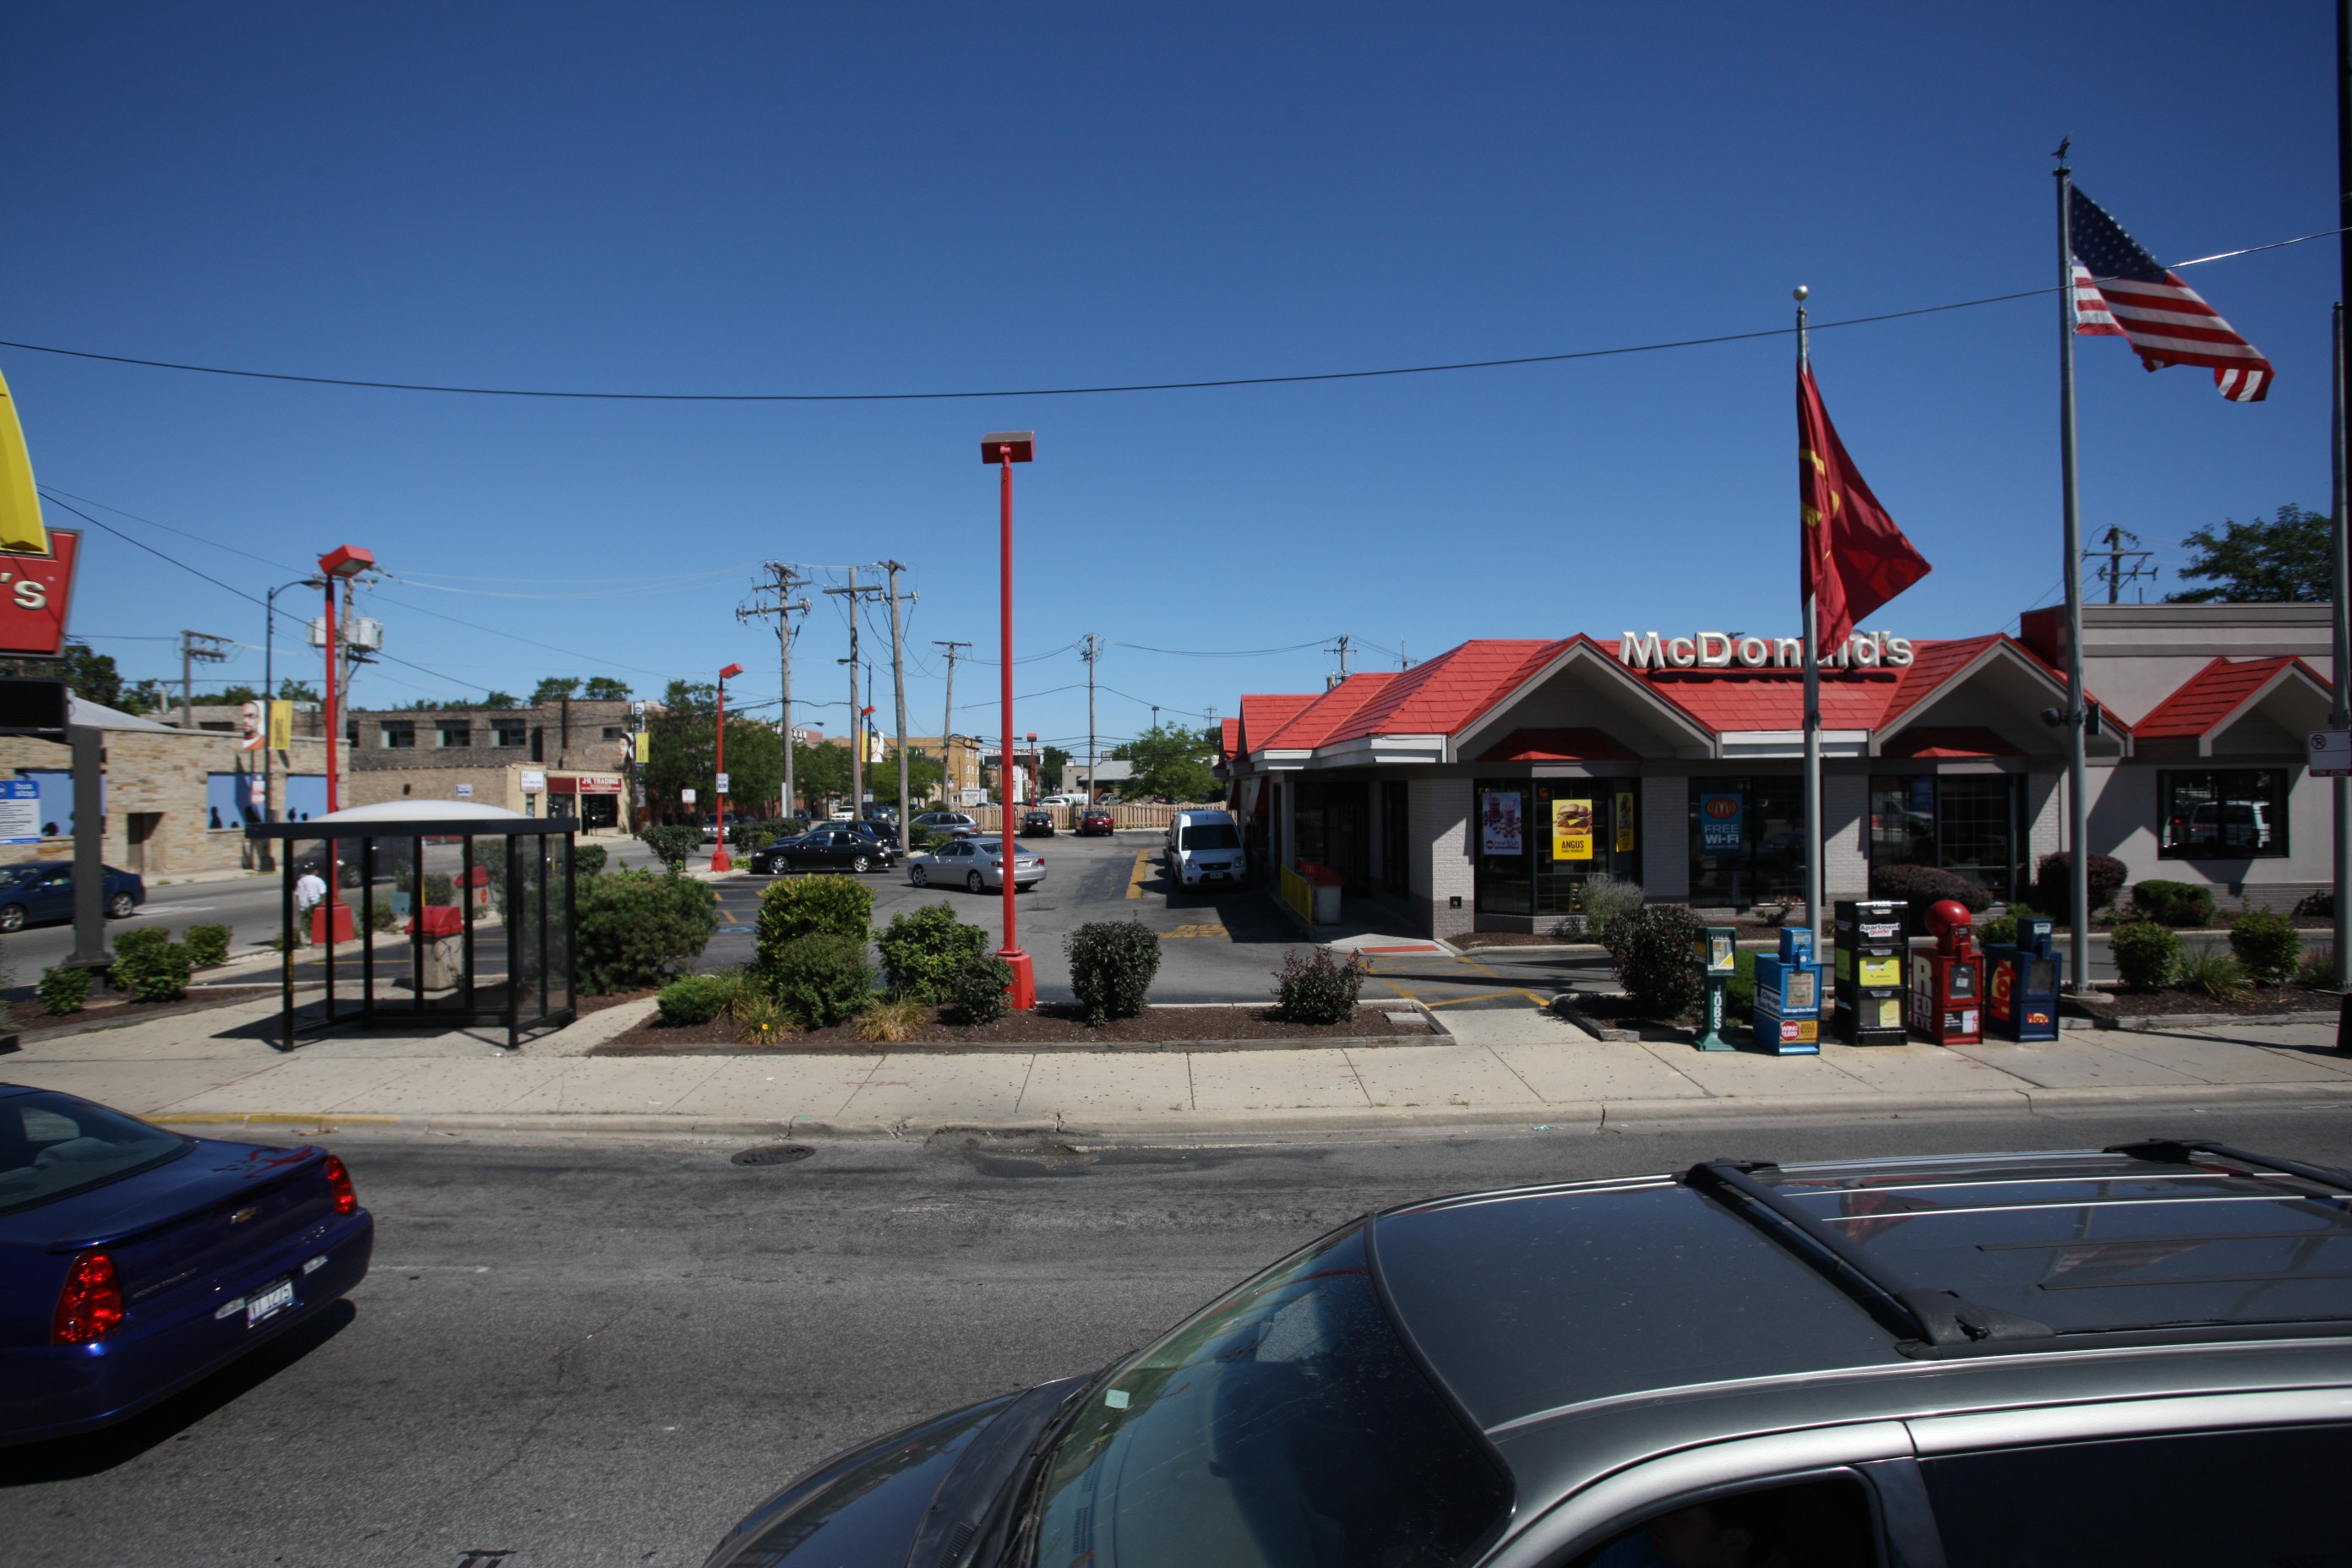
[
  {"x1": 934, "y1": 639, "x2": 970, "y2": 804},
  {"x1": 179, "y1": 630, "x2": 229, "y2": 729},
  {"x1": 1080, "y1": 634, "x2": 1101, "y2": 800},
  {"x1": 825, "y1": 569, "x2": 889, "y2": 818},
  {"x1": 2089, "y1": 525, "x2": 2156, "y2": 603},
  {"x1": 1326, "y1": 634, "x2": 1353, "y2": 681},
  {"x1": 881, "y1": 561, "x2": 917, "y2": 851},
  {"x1": 738, "y1": 563, "x2": 810, "y2": 818}
]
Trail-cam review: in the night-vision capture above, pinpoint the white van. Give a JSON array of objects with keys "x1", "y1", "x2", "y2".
[{"x1": 1165, "y1": 809, "x2": 1246, "y2": 889}]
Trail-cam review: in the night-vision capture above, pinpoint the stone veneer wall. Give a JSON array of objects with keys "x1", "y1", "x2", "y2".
[{"x1": 0, "y1": 729, "x2": 328, "y2": 879}]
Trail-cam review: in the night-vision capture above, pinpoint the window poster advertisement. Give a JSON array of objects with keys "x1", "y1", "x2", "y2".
[
  {"x1": 1614, "y1": 792, "x2": 1636, "y2": 854},
  {"x1": 1551, "y1": 798, "x2": 1595, "y2": 861},
  {"x1": 1698, "y1": 792, "x2": 1744, "y2": 854},
  {"x1": 1479, "y1": 790, "x2": 1522, "y2": 855}
]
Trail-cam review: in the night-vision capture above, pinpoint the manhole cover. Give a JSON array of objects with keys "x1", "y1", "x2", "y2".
[{"x1": 731, "y1": 1144, "x2": 815, "y2": 1167}]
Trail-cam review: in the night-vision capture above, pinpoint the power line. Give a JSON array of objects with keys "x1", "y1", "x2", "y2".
[
  {"x1": 4, "y1": 226, "x2": 2334, "y2": 405},
  {"x1": 1114, "y1": 637, "x2": 1335, "y2": 657}
]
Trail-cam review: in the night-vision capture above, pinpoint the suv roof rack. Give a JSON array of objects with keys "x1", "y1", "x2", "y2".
[
  {"x1": 2104, "y1": 1140, "x2": 2352, "y2": 1195},
  {"x1": 1685, "y1": 1159, "x2": 2055, "y2": 1350}
]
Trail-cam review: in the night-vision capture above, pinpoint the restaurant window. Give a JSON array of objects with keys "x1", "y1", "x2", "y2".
[
  {"x1": 1869, "y1": 774, "x2": 2022, "y2": 900},
  {"x1": 2159, "y1": 769, "x2": 2288, "y2": 858},
  {"x1": 1473, "y1": 781, "x2": 1532, "y2": 916},
  {"x1": 1476, "y1": 779, "x2": 1639, "y2": 918},
  {"x1": 1295, "y1": 780, "x2": 1370, "y2": 896},
  {"x1": 1688, "y1": 777, "x2": 1804, "y2": 908},
  {"x1": 379, "y1": 721, "x2": 415, "y2": 749},
  {"x1": 1381, "y1": 781, "x2": 1411, "y2": 899}
]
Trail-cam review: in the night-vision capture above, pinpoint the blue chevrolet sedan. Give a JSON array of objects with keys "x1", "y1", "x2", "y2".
[
  {"x1": 0, "y1": 1085, "x2": 374, "y2": 1444},
  {"x1": 0, "y1": 863, "x2": 147, "y2": 932}
]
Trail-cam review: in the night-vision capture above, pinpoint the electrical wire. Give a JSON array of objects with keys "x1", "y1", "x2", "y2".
[
  {"x1": 3, "y1": 226, "x2": 2337, "y2": 404},
  {"x1": 1115, "y1": 636, "x2": 1336, "y2": 658}
]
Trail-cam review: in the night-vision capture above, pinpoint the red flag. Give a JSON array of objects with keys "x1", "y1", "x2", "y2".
[{"x1": 1799, "y1": 367, "x2": 1930, "y2": 646}]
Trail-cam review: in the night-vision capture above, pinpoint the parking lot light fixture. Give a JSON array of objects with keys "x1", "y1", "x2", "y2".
[
  {"x1": 983, "y1": 432, "x2": 1037, "y2": 1009},
  {"x1": 712, "y1": 662, "x2": 744, "y2": 872}
]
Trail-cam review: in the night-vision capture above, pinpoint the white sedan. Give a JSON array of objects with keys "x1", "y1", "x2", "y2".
[{"x1": 906, "y1": 836, "x2": 1046, "y2": 893}]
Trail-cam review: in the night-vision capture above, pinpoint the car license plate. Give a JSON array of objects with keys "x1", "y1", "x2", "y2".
[{"x1": 246, "y1": 1277, "x2": 295, "y2": 1327}]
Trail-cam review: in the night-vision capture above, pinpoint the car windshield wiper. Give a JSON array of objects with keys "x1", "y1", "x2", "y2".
[{"x1": 994, "y1": 1366, "x2": 1119, "y2": 1568}]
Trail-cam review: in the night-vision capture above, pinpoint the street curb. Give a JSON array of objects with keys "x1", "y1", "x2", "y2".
[{"x1": 141, "y1": 1075, "x2": 2352, "y2": 1142}]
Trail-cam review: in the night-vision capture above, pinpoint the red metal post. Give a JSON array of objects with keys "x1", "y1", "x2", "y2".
[
  {"x1": 997, "y1": 444, "x2": 1034, "y2": 1008},
  {"x1": 710, "y1": 669, "x2": 732, "y2": 872},
  {"x1": 322, "y1": 579, "x2": 340, "y2": 814}
]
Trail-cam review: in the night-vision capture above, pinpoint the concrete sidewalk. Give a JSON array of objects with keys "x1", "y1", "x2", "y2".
[{"x1": 6, "y1": 985, "x2": 2350, "y2": 1140}]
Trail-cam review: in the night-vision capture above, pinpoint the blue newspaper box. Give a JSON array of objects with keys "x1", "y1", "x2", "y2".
[
  {"x1": 1986, "y1": 914, "x2": 2063, "y2": 1042},
  {"x1": 1751, "y1": 927, "x2": 1827, "y2": 1055}
]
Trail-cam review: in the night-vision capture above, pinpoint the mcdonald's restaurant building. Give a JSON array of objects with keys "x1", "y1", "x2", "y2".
[{"x1": 1218, "y1": 603, "x2": 2336, "y2": 940}]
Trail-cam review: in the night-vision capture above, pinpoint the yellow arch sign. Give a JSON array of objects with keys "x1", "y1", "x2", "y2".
[{"x1": 0, "y1": 366, "x2": 51, "y2": 555}]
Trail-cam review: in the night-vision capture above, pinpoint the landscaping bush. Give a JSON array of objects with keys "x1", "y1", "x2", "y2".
[
  {"x1": 1273, "y1": 948, "x2": 1364, "y2": 1025},
  {"x1": 638, "y1": 824, "x2": 701, "y2": 874},
  {"x1": 1066, "y1": 919, "x2": 1162, "y2": 1025},
  {"x1": 1974, "y1": 912, "x2": 2018, "y2": 947},
  {"x1": 369, "y1": 901, "x2": 398, "y2": 933},
  {"x1": 2229, "y1": 908, "x2": 2302, "y2": 986},
  {"x1": 2175, "y1": 942, "x2": 2249, "y2": 1003},
  {"x1": 756, "y1": 876, "x2": 875, "y2": 970},
  {"x1": 2299, "y1": 947, "x2": 2338, "y2": 988},
  {"x1": 655, "y1": 973, "x2": 732, "y2": 1026},
  {"x1": 2110, "y1": 919, "x2": 2180, "y2": 991},
  {"x1": 2295, "y1": 888, "x2": 2334, "y2": 919},
  {"x1": 1579, "y1": 875, "x2": 1646, "y2": 940},
  {"x1": 574, "y1": 843, "x2": 607, "y2": 877},
  {"x1": 853, "y1": 994, "x2": 928, "y2": 1043},
  {"x1": 945, "y1": 951, "x2": 1015, "y2": 1025},
  {"x1": 37, "y1": 964, "x2": 90, "y2": 1015},
  {"x1": 1599, "y1": 902, "x2": 1707, "y2": 1020},
  {"x1": 182, "y1": 923, "x2": 231, "y2": 968},
  {"x1": 766, "y1": 934, "x2": 874, "y2": 1029},
  {"x1": 1868, "y1": 863, "x2": 1995, "y2": 917},
  {"x1": 1725, "y1": 949, "x2": 1758, "y2": 1016},
  {"x1": 2034, "y1": 851, "x2": 2127, "y2": 921},
  {"x1": 574, "y1": 868, "x2": 721, "y2": 993},
  {"x1": 729, "y1": 819, "x2": 786, "y2": 852},
  {"x1": 733, "y1": 992, "x2": 792, "y2": 1045},
  {"x1": 108, "y1": 927, "x2": 192, "y2": 1003},
  {"x1": 875, "y1": 903, "x2": 988, "y2": 1001},
  {"x1": 2130, "y1": 879, "x2": 2218, "y2": 928}
]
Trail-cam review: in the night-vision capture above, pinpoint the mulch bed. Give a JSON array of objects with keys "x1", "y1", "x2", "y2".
[
  {"x1": 597, "y1": 1001, "x2": 1435, "y2": 1054},
  {"x1": 10, "y1": 983, "x2": 280, "y2": 1043},
  {"x1": 577, "y1": 987, "x2": 659, "y2": 1016},
  {"x1": 2065, "y1": 985, "x2": 2338, "y2": 1021},
  {"x1": 1456, "y1": 920, "x2": 1804, "y2": 950}
]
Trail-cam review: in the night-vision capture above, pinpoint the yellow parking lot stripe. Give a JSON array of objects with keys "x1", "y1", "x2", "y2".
[{"x1": 1124, "y1": 851, "x2": 1150, "y2": 899}]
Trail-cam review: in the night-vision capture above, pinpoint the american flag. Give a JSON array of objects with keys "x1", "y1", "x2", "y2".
[{"x1": 2069, "y1": 187, "x2": 2273, "y2": 403}]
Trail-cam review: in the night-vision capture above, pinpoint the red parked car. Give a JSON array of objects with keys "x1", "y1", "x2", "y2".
[{"x1": 1075, "y1": 808, "x2": 1115, "y2": 836}]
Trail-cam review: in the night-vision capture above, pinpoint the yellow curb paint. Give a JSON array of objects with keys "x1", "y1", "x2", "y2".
[{"x1": 1124, "y1": 852, "x2": 1150, "y2": 899}]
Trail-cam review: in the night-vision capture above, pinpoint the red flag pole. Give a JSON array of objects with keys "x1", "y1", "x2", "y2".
[{"x1": 1797, "y1": 287, "x2": 1822, "y2": 955}]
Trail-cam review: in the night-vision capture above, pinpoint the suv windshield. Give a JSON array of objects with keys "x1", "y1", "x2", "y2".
[
  {"x1": 0, "y1": 1090, "x2": 189, "y2": 1215},
  {"x1": 1179, "y1": 824, "x2": 1240, "y2": 852},
  {"x1": 1024, "y1": 1225, "x2": 1507, "y2": 1568}
]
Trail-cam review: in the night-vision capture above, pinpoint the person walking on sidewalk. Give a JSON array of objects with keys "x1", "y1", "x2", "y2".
[{"x1": 293, "y1": 868, "x2": 326, "y2": 947}]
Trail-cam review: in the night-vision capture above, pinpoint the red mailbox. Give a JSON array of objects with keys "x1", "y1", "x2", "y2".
[{"x1": 1908, "y1": 899, "x2": 1983, "y2": 1045}]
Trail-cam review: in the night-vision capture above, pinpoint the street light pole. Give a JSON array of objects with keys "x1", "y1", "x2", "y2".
[
  {"x1": 983, "y1": 432, "x2": 1037, "y2": 1010},
  {"x1": 260, "y1": 576, "x2": 323, "y2": 871},
  {"x1": 316, "y1": 546, "x2": 374, "y2": 815},
  {"x1": 712, "y1": 662, "x2": 743, "y2": 872}
]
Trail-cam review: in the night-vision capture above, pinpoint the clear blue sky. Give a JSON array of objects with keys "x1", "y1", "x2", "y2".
[{"x1": 2, "y1": 2, "x2": 2339, "y2": 759}]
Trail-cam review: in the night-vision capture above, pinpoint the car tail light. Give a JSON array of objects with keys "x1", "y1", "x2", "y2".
[
  {"x1": 323, "y1": 1154, "x2": 359, "y2": 1216},
  {"x1": 52, "y1": 1250, "x2": 125, "y2": 1345}
]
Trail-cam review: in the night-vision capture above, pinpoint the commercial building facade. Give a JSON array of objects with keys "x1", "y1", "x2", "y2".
[{"x1": 1222, "y1": 603, "x2": 2331, "y2": 941}]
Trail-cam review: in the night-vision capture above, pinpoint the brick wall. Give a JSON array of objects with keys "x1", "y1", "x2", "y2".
[
  {"x1": 1824, "y1": 771, "x2": 1870, "y2": 903},
  {"x1": 1412, "y1": 776, "x2": 1473, "y2": 939},
  {"x1": 0, "y1": 728, "x2": 328, "y2": 879}
]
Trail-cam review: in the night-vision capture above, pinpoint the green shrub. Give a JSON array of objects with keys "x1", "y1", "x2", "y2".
[
  {"x1": 109, "y1": 930, "x2": 193, "y2": 1003},
  {"x1": 1577, "y1": 875, "x2": 1646, "y2": 940},
  {"x1": 1273, "y1": 948, "x2": 1364, "y2": 1025},
  {"x1": 1870, "y1": 863, "x2": 1994, "y2": 917},
  {"x1": 2035, "y1": 852, "x2": 2128, "y2": 921},
  {"x1": 573, "y1": 843, "x2": 607, "y2": 877},
  {"x1": 1974, "y1": 912, "x2": 2018, "y2": 947},
  {"x1": 1066, "y1": 919, "x2": 1162, "y2": 1024},
  {"x1": 37, "y1": 964, "x2": 91, "y2": 1015},
  {"x1": 728, "y1": 819, "x2": 787, "y2": 852},
  {"x1": 2298, "y1": 947, "x2": 2338, "y2": 988},
  {"x1": 1600, "y1": 902, "x2": 1707, "y2": 1019},
  {"x1": 574, "y1": 868, "x2": 721, "y2": 993},
  {"x1": 767, "y1": 934, "x2": 874, "y2": 1029},
  {"x1": 1725, "y1": 949, "x2": 1758, "y2": 1016},
  {"x1": 733, "y1": 992, "x2": 792, "y2": 1045},
  {"x1": 2110, "y1": 920, "x2": 2179, "y2": 991},
  {"x1": 638, "y1": 825, "x2": 701, "y2": 874},
  {"x1": 756, "y1": 876, "x2": 874, "y2": 970},
  {"x1": 655, "y1": 974, "x2": 732, "y2": 1026},
  {"x1": 945, "y1": 951, "x2": 1015, "y2": 1025},
  {"x1": 2131, "y1": 879, "x2": 2218, "y2": 928},
  {"x1": 182, "y1": 923, "x2": 231, "y2": 967},
  {"x1": 2175, "y1": 943, "x2": 2249, "y2": 1003},
  {"x1": 369, "y1": 901, "x2": 398, "y2": 933},
  {"x1": 875, "y1": 903, "x2": 988, "y2": 1001},
  {"x1": 2228, "y1": 908, "x2": 2301, "y2": 986}
]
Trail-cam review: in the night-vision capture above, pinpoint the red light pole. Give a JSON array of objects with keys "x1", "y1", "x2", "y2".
[
  {"x1": 984, "y1": 432, "x2": 1037, "y2": 1010},
  {"x1": 316, "y1": 545, "x2": 375, "y2": 814},
  {"x1": 711, "y1": 662, "x2": 743, "y2": 872}
]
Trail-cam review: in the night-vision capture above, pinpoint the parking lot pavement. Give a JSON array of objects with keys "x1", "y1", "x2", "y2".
[{"x1": 715, "y1": 832, "x2": 1325, "y2": 1004}]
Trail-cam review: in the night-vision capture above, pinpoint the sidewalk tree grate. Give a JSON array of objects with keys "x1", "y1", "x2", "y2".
[{"x1": 731, "y1": 1144, "x2": 815, "y2": 1167}]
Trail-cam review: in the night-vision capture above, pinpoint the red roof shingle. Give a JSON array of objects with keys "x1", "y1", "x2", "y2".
[{"x1": 2133, "y1": 656, "x2": 2328, "y2": 739}]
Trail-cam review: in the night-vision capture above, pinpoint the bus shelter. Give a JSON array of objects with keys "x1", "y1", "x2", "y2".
[{"x1": 247, "y1": 801, "x2": 577, "y2": 1051}]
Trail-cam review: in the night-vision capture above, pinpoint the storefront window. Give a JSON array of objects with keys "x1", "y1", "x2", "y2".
[
  {"x1": 1688, "y1": 777, "x2": 1805, "y2": 907},
  {"x1": 1294, "y1": 781, "x2": 1370, "y2": 895},
  {"x1": 1870, "y1": 774, "x2": 2020, "y2": 899},
  {"x1": 2159, "y1": 770, "x2": 2288, "y2": 858},
  {"x1": 1474, "y1": 780, "x2": 1640, "y2": 919},
  {"x1": 1473, "y1": 781, "x2": 1530, "y2": 915}
]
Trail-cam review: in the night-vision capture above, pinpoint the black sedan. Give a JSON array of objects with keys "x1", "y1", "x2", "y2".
[
  {"x1": 751, "y1": 827, "x2": 896, "y2": 875},
  {"x1": 1019, "y1": 809, "x2": 1056, "y2": 837}
]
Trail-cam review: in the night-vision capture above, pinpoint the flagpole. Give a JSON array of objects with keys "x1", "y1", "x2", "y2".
[
  {"x1": 2056, "y1": 145, "x2": 2091, "y2": 994},
  {"x1": 2332, "y1": 301, "x2": 2348, "y2": 989},
  {"x1": 1798, "y1": 286, "x2": 1822, "y2": 954}
]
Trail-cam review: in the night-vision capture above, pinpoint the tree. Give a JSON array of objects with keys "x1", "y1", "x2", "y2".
[
  {"x1": 213, "y1": 684, "x2": 265, "y2": 705},
  {"x1": 3, "y1": 641, "x2": 122, "y2": 707},
  {"x1": 790, "y1": 738, "x2": 853, "y2": 811},
  {"x1": 641, "y1": 680, "x2": 784, "y2": 814},
  {"x1": 481, "y1": 689, "x2": 520, "y2": 710},
  {"x1": 2170, "y1": 504, "x2": 2330, "y2": 602},
  {"x1": 1043, "y1": 744, "x2": 1071, "y2": 789},
  {"x1": 532, "y1": 677, "x2": 581, "y2": 705},
  {"x1": 1110, "y1": 723, "x2": 1217, "y2": 802},
  {"x1": 581, "y1": 676, "x2": 631, "y2": 701},
  {"x1": 277, "y1": 678, "x2": 320, "y2": 703}
]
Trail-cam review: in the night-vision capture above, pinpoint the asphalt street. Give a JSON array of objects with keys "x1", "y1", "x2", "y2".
[{"x1": 3, "y1": 1104, "x2": 2346, "y2": 1566}]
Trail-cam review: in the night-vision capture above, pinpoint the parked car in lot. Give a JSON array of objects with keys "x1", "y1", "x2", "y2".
[
  {"x1": 1019, "y1": 809, "x2": 1056, "y2": 838},
  {"x1": 1075, "y1": 808, "x2": 1115, "y2": 836},
  {"x1": 751, "y1": 826, "x2": 896, "y2": 875},
  {"x1": 700, "y1": 814, "x2": 721, "y2": 842},
  {"x1": 1164, "y1": 808, "x2": 1245, "y2": 888},
  {"x1": 701, "y1": 1140, "x2": 2352, "y2": 1568},
  {"x1": 0, "y1": 863, "x2": 147, "y2": 932},
  {"x1": 0, "y1": 1083, "x2": 374, "y2": 1445},
  {"x1": 904, "y1": 836, "x2": 1045, "y2": 893},
  {"x1": 913, "y1": 810, "x2": 977, "y2": 836}
]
